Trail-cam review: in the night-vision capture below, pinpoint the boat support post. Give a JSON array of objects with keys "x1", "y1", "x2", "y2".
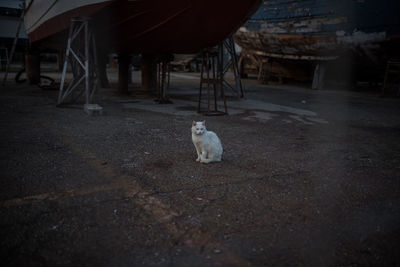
[
  {"x1": 220, "y1": 36, "x2": 244, "y2": 98},
  {"x1": 197, "y1": 48, "x2": 228, "y2": 116},
  {"x1": 58, "y1": 17, "x2": 100, "y2": 113},
  {"x1": 156, "y1": 53, "x2": 174, "y2": 104},
  {"x1": 312, "y1": 62, "x2": 326, "y2": 90}
]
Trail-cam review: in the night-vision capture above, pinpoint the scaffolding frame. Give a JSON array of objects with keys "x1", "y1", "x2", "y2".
[
  {"x1": 219, "y1": 36, "x2": 244, "y2": 98},
  {"x1": 156, "y1": 53, "x2": 173, "y2": 104},
  {"x1": 197, "y1": 48, "x2": 228, "y2": 116},
  {"x1": 197, "y1": 36, "x2": 243, "y2": 116},
  {"x1": 58, "y1": 17, "x2": 98, "y2": 105}
]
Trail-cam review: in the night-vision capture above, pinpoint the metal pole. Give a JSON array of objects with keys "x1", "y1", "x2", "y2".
[
  {"x1": 218, "y1": 44, "x2": 224, "y2": 97},
  {"x1": 206, "y1": 52, "x2": 211, "y2": 112},
  {"x1": 58, "y1": 23, "x2": 74, "y2": 104},
  {"x1": 90, "y1": 30, "x2": 99, "y2": 100},
  {"x1": 84, "y1": 19, "x2": 90, "y2": 104},
  {"x1": 162, "y1": 61, "x2": 166, "y2": 101},
  {"x1": 228, "y1": 37, "x2": 244, "y2": 98},
  {"x1": 197, "y1": 53, "x2": 204, "y2": 112},
  {"x1": 212, "y1": 56, "x2": 218, "y2": 112},
  {"x1": 2, "y1": 3, "x2": 25, "y2": 86}
]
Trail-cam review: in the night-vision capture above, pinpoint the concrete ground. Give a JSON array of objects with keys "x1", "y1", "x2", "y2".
[{"x1": 0, "y1": 70, "x2": 400, "y2": 266}]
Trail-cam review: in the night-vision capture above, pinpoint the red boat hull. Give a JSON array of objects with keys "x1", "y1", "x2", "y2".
[{"x1": 28, "y1": 0, "x2": 261, "y2": 53}]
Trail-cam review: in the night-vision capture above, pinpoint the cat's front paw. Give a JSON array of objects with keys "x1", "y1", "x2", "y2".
[{"x1": 196, "y1": 157, "x2": 200, "y2": 162}]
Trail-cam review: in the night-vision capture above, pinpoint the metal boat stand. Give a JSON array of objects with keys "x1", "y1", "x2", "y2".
[
  {"x1": 58, "y1": 17, "x2": 100, "y2": 112},
  {"x1": 197, "y1": 48, "x2": 228, "y2": 116},
  {"x1": 312, "y1": 63, "x2": 326, "y2": 90},
  {"x1": 155, "y1": 53, "x2": 173, "y2": 104},
  {"x1": 219, "y1": 36, "x2": 244, "y2": 98}
]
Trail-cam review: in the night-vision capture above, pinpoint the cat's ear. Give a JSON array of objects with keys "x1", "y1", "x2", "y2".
[
  {"x1": 192, "y1": 121, "x2": 196, "y2": 126},
  {"x1": 202, "y1": 120, "x2": 206, "y2": 126}
]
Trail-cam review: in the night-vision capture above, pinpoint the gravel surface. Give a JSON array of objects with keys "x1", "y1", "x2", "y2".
[{"x1": 0, "y1": 72, "x2": 399, "y2": 266}]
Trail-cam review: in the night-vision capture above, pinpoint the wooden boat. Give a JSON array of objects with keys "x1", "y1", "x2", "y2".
[
  {"x1": 24, "y1": 0, "x2": 261, "y2": 53},
  {"x1": 234, "y1": 0, "x2": 400, "y2": 83}
]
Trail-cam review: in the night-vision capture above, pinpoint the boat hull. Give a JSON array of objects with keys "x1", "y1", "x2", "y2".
[
  {"x1": 234, "y1": 0, "x2": 400, "y2": 83},
  {"x1": 24, "y1": 0, "x2": 261, "y2": 53},
  {"x1": 25, "y1": 0, "x2": 111, "y2": 44},
  {"x1": 234, "y1": 0, "x2": 400, "y2": 60}
]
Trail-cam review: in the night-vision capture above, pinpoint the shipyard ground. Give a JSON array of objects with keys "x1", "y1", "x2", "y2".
[{"x1": 1, "y1": 71, "x2": 399, "y2": 267}]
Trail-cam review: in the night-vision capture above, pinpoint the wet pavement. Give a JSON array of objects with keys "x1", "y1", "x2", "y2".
[{"x1": 0, "y1": 71, "x2": 400, "y2": 266}]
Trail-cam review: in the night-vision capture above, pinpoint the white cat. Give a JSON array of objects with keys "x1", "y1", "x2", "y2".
[{"x1": 191, "y1": 121, "x2": 223, "y2": 163}]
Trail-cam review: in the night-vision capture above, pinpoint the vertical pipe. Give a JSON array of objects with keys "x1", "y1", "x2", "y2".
[
  {"x1": 161, "y1": 61, "x2": 167, "y2": 101},
  {"x1": 229, "y1": 37, "x2": 243, "y2": 98},
  {"x1": 158, "y1": 62, "x2": 161, "y2": 95},
  {"x1": 219, "y1": 43, "x2": 228, "y2": 113},
  {"x1": 206, "y1": 52, "x2": 210, "y2": 112},
  {"x1": 58, "y1": 39, "x2": 72, "y2": 103},
  {"x1": 84, "y1": 20, "x2": 90, "y2": 104},
  {"x1": 58, "y1": 19, "x2": 75, "y2": 104},
  {"x1": 212, "y1": 56, "x2": 218, "y2": 112},
  {"x1": 198, "y1": 53, "x2": 204, "y2": 112},
  {"x1": 167, "y1": 63, "x2": 170, "y2": 89},
  {"x1": 218, "y1": 44, "x2": 224, "y2": 97},
  {"x1": 90, "y1": 30, "x2": 99, "y2": 100}
]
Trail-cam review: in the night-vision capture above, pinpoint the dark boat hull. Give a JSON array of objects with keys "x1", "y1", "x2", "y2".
[{"x1": 27, "y1": 0, "x2": 261, "y2": 54}]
